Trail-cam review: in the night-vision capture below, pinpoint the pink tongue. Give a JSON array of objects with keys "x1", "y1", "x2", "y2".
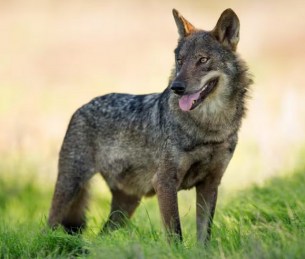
[{"x1": 179, "y1": 92, "x2": 201, "y2": 111}]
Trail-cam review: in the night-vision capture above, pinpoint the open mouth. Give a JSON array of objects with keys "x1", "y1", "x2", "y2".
[{"x1": 178, "y1": 77, "x2": 219, "y2": 111}]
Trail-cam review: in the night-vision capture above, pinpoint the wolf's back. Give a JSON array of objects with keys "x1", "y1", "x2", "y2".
[{"x1": 77, "y1": 93, "x2": 162, "y2": 128}]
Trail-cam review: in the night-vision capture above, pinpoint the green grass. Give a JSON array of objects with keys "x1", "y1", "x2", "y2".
[{"x1": 1, "y1": 166, "x2": 305, "y2": 258}]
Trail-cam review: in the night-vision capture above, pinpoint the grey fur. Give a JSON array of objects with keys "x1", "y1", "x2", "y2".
[{"x1": 48, "y1": 8, "x2": 252, "y2": 243}]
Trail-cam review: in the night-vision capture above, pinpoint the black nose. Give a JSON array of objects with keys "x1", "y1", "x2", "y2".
[{"x1": 171, "y1": 81, "x2": 186, "y2": 95}]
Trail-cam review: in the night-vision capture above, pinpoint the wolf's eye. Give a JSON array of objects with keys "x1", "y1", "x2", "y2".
[
  {"x1": 177, "y1": 59, "x2": 183, "y2": 66},
  {"x1": 200, "y1": 57, "x2": 209, "y2": 63}
]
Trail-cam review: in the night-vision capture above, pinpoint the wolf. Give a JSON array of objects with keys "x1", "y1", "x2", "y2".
[{"x1": 48, "y1": 8, "x2": 252, "y2": 243}]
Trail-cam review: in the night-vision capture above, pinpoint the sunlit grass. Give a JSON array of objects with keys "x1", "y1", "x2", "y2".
[
  {"x1": 1, "y1": 2, "x2": 305, "y2": 257},
  {"x1": 1, "y1": 160, "x2": 305, "y2": 258}
]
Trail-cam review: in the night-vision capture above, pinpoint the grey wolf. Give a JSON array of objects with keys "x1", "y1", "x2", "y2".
[{"x1": 48, "y1": 8, "x2": 252, "y2": 243}]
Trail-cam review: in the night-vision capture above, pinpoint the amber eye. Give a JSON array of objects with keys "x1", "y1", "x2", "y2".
[
  {"x1": 177, "y1": 59, "x2": 183, "y2": 66},
  {"x1": 200, "y1": 57, "x2": 209, "y2": 63}
]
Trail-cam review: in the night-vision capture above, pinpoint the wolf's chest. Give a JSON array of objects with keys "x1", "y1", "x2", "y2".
[
  {"x1": 179, "y1": 153, "x2": 214, "y2": 190},
  {"x1": 178, "y1": 142, "x2": 233, "y2": 190}
]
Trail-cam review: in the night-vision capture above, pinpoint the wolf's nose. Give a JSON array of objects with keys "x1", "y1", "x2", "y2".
[{"x1": 171, "y1": 81, "x2": 186, "y2": 95}]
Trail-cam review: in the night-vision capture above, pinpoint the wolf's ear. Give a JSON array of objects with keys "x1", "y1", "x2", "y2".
[
  {"x1": 212, "y1": 9, "x2": 240, "y2": 51},
  {"x1": 172, "y1": 9, "x2": 196, "y2": 39}
]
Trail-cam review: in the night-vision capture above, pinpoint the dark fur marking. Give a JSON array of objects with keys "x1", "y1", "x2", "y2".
[{"x1": 228, "y1": 141, "x2": 237, "y2": 153}]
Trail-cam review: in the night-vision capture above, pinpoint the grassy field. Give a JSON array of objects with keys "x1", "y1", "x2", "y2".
[
  {"x1": 1, "y1": 1, "x2": 305, "y2": 258},
  {"x1": 1, "y1": 161, "x2": 305, "y2": 259}
]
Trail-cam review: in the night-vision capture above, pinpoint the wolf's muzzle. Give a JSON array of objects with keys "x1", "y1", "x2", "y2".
[{"x1": 171, "y1": 81, "x2": 186, "y2": 95}]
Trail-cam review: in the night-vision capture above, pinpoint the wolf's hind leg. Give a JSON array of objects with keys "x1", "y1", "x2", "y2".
[
  {"x1": 48, "y1": 112, "x2": 96, "y2": 234},
  {"x1": 48, "y1": 171, "x2": 93, "y2": 234},
  {"x1": 60, "y1": 182, "x2": 90, "y2": 234},
  {"x1": 102, "y1": 189, "x2": 141, "y2": 231}
]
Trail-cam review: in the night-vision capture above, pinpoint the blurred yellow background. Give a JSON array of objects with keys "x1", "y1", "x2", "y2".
[{"x1": 1, "y1": 0, "x2": 305, "y2": 191}]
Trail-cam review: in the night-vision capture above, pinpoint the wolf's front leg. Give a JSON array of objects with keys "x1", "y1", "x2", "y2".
[
  {"x1": 152, "y1": 165, "x2": 182, "y2": 243},
  {"x1": 196, "y1": 180, "x2": 218, "y2": 244}
]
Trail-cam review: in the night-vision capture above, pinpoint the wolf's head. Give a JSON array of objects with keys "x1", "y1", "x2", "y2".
[{"x1": 170, "y1": 9, "x2": 248, "y2": 112}]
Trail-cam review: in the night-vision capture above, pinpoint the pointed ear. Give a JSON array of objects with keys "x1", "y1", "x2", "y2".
[
  {"x1": 212, "y1": 9, "x2": 240, "y2": 51},
  {"x1": 172, "y1": 9, "x2": 196, "y2": 39}
]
